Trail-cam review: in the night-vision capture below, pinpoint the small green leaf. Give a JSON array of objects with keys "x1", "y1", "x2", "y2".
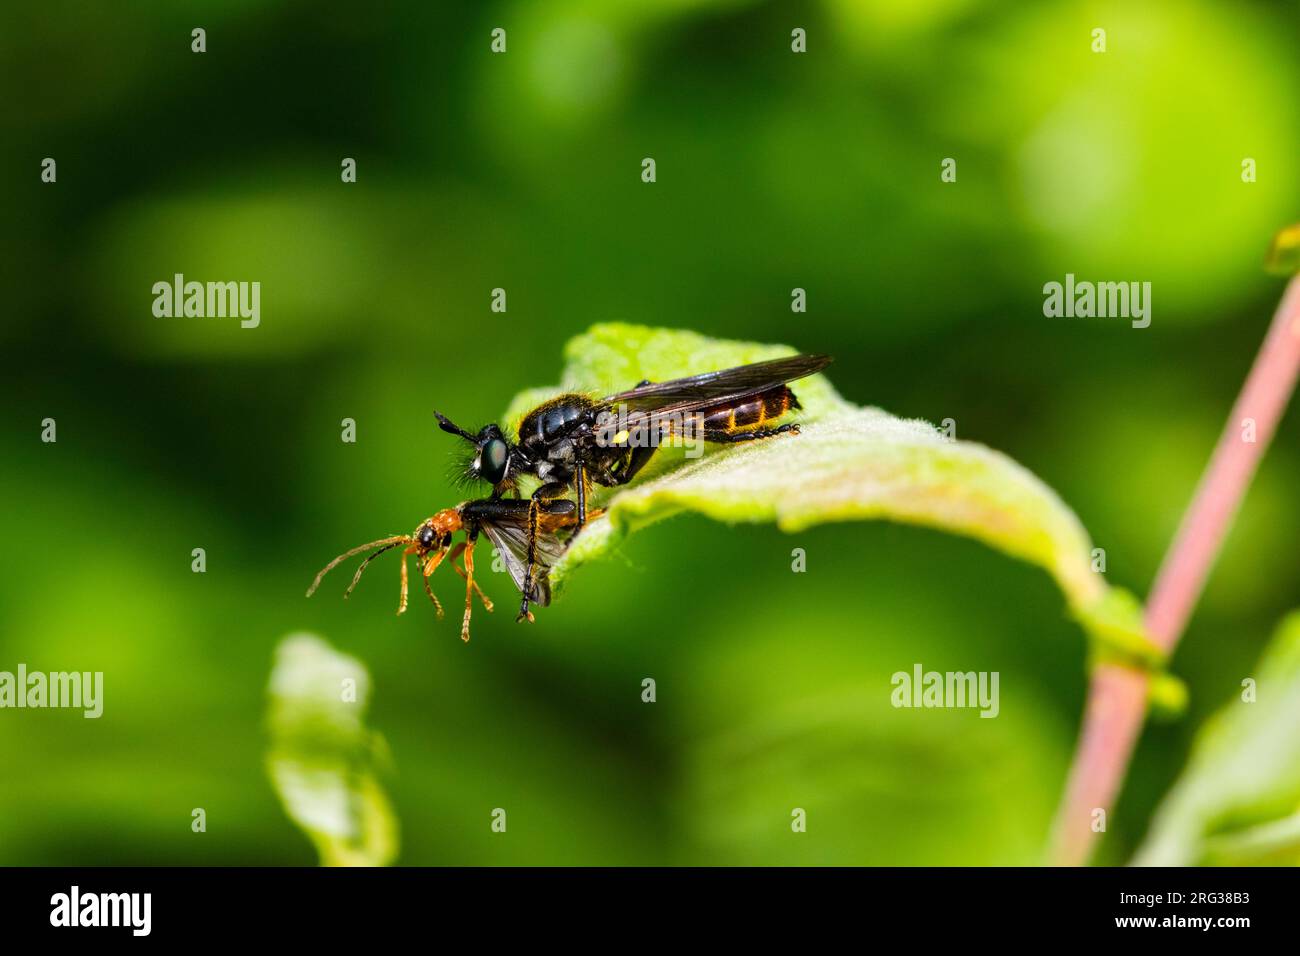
[
  {"x1": 265, "y1": 633, "x2": 399, "y2": 867},
  {"x1": 503, "y1": 324, "x2": 1164, "y2": 674},
  {"x1": 1133, "y1": 613, "x2": 1300, "y2": 866},
  {"x1": 1072, "y1": 588, "x2": 1181, "y2": 712}
]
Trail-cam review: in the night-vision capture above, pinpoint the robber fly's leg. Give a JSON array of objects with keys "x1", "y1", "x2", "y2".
[
  {"x1": 517, "y1": 602, "x2": 535, "y2": 625},
  {"x1": 521, "y1": 498, "x2": 540, "y2": 622},
  {"x1": 612, "y1": 444, "x2": 658, "y2": 486},
  {"x1": 574, "y1": 460, "x2": 588, "y2": 531},
  {"x1": 530, "y1": 481, "x2": 570, "y2": 501},
  {"x1": 703, "y1": 422, "x2": 801, "y2": 443},
  {"x1": 540, "y1": 498, "x2": 577, "y2": 520},
  {"x1": 518, "y1": 482, "x2": 569, "y2": 621},
  {"x1": 524, "y1": 506, "x2": 538, "y2": 607},
  {"x1": 460, "y1": 531, "x2": 479, "y2": 642},
  {"x1": 523, "y1": 482, "x2": 569, "y2": 618}
]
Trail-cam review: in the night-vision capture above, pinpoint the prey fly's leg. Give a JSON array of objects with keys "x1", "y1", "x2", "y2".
[
  {"x1": 421, "y1": 567, "x2": 444, "y2": 618},
  {"x1": 452, "y1": 561, "x2": 494, "y2": 612},
  {"x1": 421, "y1": 544, "x2": 461, "y2": 620},
  {"x1": 460, "y1": 530, "x2": 479, "y2": 642},
  {"x1": 424, "y1": 542, "x2": 461, "y2": 577}
]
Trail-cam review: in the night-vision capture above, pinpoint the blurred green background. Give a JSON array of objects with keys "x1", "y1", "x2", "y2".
[{"x1": 2, "y1": 0, "x2": 1299, "y2": 866}]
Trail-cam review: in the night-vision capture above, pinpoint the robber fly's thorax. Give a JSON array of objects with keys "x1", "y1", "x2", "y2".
[
  {"x1": 515, "y1": 394, "x2": 598, "y2": 484},
  {"x1": 518, "y1": 394, "x2": 596, "y2": 449}
]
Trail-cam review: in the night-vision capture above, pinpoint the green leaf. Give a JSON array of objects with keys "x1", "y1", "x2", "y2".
[
  {"x1": 264, "y1": 633, "x2": 399, "y2": 867},
  {"x1": 1133, "y1": 612, "x2": 1300, "y2": 866},
  {"x1": 502, "y1": 323, "x2": 1164, "y2": 671}
]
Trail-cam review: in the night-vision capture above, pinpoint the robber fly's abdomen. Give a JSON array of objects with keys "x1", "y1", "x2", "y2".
[{"x1": 698, "y1": 384, "x2": 800, "y2": 434}]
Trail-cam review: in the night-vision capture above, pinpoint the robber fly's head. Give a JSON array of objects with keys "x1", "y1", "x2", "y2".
[
  {"x1": 435, "y1": 412, "x2": 514, "y2": 488},
  {"x1": 414, "y1": 508, "x2": 462, "y2": 555}
]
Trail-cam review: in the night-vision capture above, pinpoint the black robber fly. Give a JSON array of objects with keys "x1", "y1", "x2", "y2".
[
  {"x1": 306, "y1": 497, "x2": 583, "y2": 642},
  {"x1": 434, "y1": 352, "x2": 832, "y2": 618}
]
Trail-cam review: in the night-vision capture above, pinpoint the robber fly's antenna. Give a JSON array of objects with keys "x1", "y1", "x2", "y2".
[
  {"x1": 434, "y1": 411, "x2": 477, "y2": 442},
  {"x1": 306, "y1": 535, "x2": 411, "y2": 598}
]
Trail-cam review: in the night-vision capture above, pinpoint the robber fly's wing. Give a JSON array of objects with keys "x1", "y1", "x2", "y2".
[
  {"x1": 478, "y1": 514, "x2": 566, "y2": 607},
  {"x1": 597, "y1": 354, "x2": 832, "y2": 420}
]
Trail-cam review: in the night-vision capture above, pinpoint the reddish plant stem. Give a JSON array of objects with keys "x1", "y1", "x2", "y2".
[{"x1": 1050, "y1": 275, "x2": 1300, "y2": 867}]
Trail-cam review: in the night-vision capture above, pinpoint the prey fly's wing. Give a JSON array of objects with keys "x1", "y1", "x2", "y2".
[
  {"x1": 478, "y1": 512, "x2": 567, "y2": 607},
  {"x1": 594, "y1": 353, "x2": 832, "y2": 435}
]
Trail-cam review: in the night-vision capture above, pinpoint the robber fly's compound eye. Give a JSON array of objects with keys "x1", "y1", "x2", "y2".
[{"x1": 478, "y1": 437, "x2": 509, "y2": 485}]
